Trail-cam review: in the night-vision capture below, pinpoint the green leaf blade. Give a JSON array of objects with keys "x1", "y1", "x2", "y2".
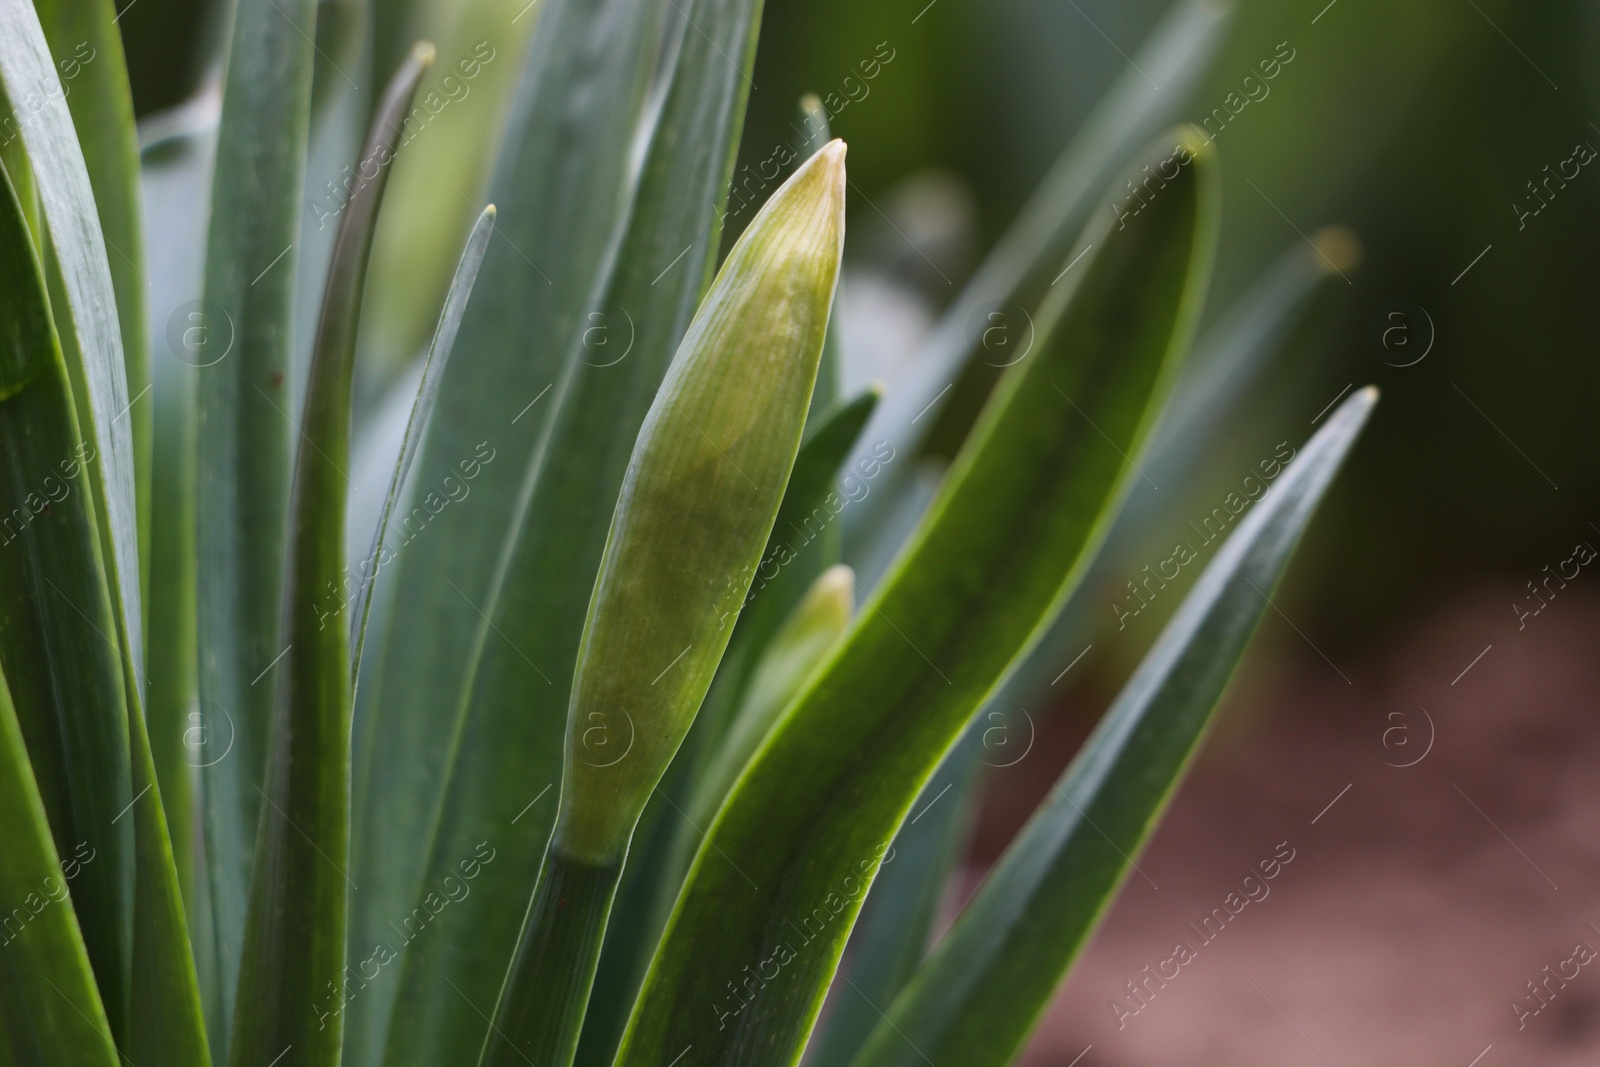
[
  {"x1": 0, "y1": 144, "x2": 134, "y2": 1046},
  {"x1": 845, "y1": 0, "x2": 1230, "y2": 561},
  {"x1": 346, "y1": 3, "x2": 677, "y2": 1052},
  {"x1": 849, "y1": 387, "x2": 1377, "y2": 1067},
  {"x1": 360, "y1": 1, "x2": 766, "y2": 1059},
  {"x1": 194, "y1": 0, "x2": 320, "y2": 1037},
  {"x1": 33, "y1": 0, "x2": 150, "y2": 600},
  {"x1": 998, "y1": 232, "x2": 1354, "y2": 704},
  {"x1": 227, "y1": 47, "x2": 432, "y2": 1067},
  {"x1": 0, "y1": 662, "x2": 123, "y2": 1067},
  {"x1": 0, "y1": 0, "x2": 143, "y2": 742},
  {"x1": 614, "y1": 131, "x2": 1218, "y2": 1067},
  {"x1": 349, "y1": 204, "x2": 496, "y2": 682},
  {"x1": 127, "y1": 691, "x2": 213, "y2": 1067}
]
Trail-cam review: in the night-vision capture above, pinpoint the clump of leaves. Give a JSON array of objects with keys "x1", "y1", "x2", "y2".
[{"x1": 0, "y1": 1, "x2": 1373, "y2": 1066}]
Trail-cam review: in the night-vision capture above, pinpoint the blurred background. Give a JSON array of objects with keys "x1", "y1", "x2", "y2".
[{"x1": 121, "y1": 0, "x2": 1600, "y2": 1061}]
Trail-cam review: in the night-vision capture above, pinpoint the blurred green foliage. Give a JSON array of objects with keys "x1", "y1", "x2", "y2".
[{"x1": 119, "y1": 0, "x2": 1600, "y2": 641}]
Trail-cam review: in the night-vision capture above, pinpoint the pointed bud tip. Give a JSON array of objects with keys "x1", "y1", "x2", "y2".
[
  {"x1": 785, "y1": 139, "x2": 847, "y2": 214},
  {"x1": 812, "y1": 565, "x2": 857, "y2": 617},
  {"x1": 1172, "y1": 124, "x2": 1214, "y2": 165},
  {"x1": 818, "y1": 563, "x2": 855, "y2": 591}
]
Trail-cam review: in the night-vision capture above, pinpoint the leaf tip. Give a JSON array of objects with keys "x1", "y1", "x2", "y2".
[
  {"x1": 1326, "y1": 385, "x2": 1379, "y2": 437},
  {"x1": 1172, "y1": 123, "x2": 1214, "y2": 166},
  {"x1": 1309, "y1": 225, "x2": 1361, "y2": 276}
]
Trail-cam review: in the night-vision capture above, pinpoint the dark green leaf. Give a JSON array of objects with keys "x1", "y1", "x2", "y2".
[
  {"x1": 227, "y1": 46, "x2": 431, "y2": 1067},
  {"x1": 348, "y1": 7, "x2": 678, "y2": 1059},
  {"x1": 349, "y1": 205, "x2": 496, "y2": 682},
  {"x1": 194, "y1": 0, "x2": 320, "y2": 1037},
  {"x1": 806, "y1": 724, "x2": 984, "y2": 1067},
  {"x1": 813, "y1": 233, "x2": 1353, "y2": 1066},
  {"x1": 999, "y1": 232, "x2": 1354, "y2": 702},
  {"x1": 844, "y1": 0, "x2": 1230, "y2": 565},
  {"x1": 0, "y1": 129, "x2": 134, "y2": 1046},
  {"x1": 0, "y1": 0, "x2": 144, "y2": 753},
  {"x1": 357, "y1": 1, "x2": 764, "y2": 1060},
  {"x1": 33, "y1": 0, "x2": 150, "y2": 599},
  {"x1": 2, "y1": 138, "x2": 209, "y2": 1067},
  {"x1": 0, "y1": 661, "x2": 122, "y2": 1067},
  {"x1": 614, "y1": 131, "x2": 1218, "y2": 1067},
  {"x1": 848, "y1": 387, "x2": 1377, "y2": 1067}
]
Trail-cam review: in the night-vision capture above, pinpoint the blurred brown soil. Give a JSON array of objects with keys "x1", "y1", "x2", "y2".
[{"x1": 958, "y1": 589, "x2": 1600, "y2": 1067}]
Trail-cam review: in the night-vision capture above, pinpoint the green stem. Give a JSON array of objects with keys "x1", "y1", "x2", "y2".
[{"x1": 480, "y1": 849, "x2": 624, "y2": 1067}]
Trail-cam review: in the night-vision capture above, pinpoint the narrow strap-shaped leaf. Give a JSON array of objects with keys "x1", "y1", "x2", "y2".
[
  {"x1": 228, "y1": 47, "x2": 432, "y2": 1067},
  {"x1": 813, "y1": 234, "x2": 1353, "y2": 1066},
  {"x1": 195, "y1": 0, "x2": 319, "y2": 1038},
  {"x1": 0, "y1": 143, "x2": 134, "y2": 1045},
  {"x1": 348, "y1": 2, "x2": 675, "y2": 1051},
  {"x1": 844, "y1": 0, "x2": 1230, "y2": 555},
  {"x1": 3, "y1": 141, "x2": 209, "y2": 1066},
  {"x1": 361, "y1": 2, "x2": 764, "y2": 1061},
  {"x1": 140, "y1": 112, "x2": 223, "y2": 1054},
  {"x1": 0, "y1": 0, "x2": 143, "y2": 722},
  {"x1": 739, "y1": 387, "x2": 880, "y2": 677},
  {"x1": 849, "y1": 387, "x2": 1377, "y2": 1067},
  {"x1": 696, "y1": 385, "x2": 882, "y2": 747},
  {"x1": 999, "y1": 232, "x2": 1353, "y2": 703},
  {"x1": 0, "y1": 662, "x2": 122, "y2": 1067},
  {"x1": 127, "y1": 671, "x2": 213, "y2": 1067},
  {"x1": 615, "y1": 131, "x2": 1217, "y2": 1067},
  {"x1": 797, "y1": 93, "x2": 842, "y2": 430},
  {"x1": 349, "y1": 205, "x2": 496, "y2": 682},
  {"x1": 139, "y1": 108, "x2": 216, "y2": 925},
  {"x1": 806, "y1": 722, "x2": 985, "y2": 1067},
  {"x1": 33, "y1": 0, "x2": 151, "y2": 601},
  {"x1": 689, "y1": 564, "x2": 854, "y2": 828},
  {"x1": 479, "y1": 139, "x2": 847, "y2": 1067}
]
